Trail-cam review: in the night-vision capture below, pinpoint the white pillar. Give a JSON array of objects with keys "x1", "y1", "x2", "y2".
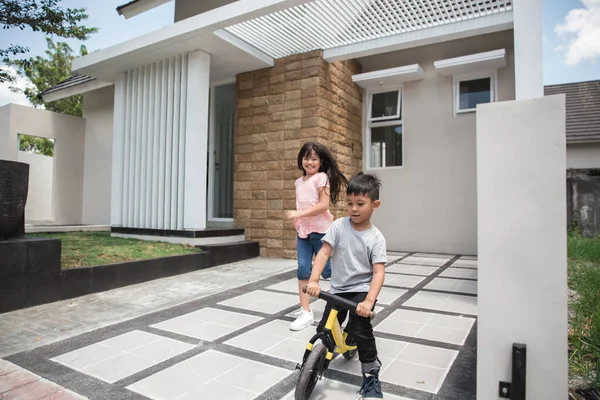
[
  {"x1": 183, "y1": 50, "x2": 210, "y2": 230},
  {"x1": 110, "y1": 72, "x2": 127, "y2": 226},
  {"x1": 513, "y1": 0, "x2": 544, "y2": 100},
  {"x1": 476, "y1": 95, "x2": 568, "y2": 399}
]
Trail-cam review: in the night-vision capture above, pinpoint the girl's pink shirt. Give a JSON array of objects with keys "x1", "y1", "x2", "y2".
[{"x1": 294, "y1": 172, "x2": 334, "y2": 238}]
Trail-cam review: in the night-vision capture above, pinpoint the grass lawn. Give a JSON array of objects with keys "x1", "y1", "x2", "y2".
[
  {"x1": 28, "y1": 231, "x2": 202, "y2": 269},
  {"x1": 568, "y1": 231, "x2": 600, "y2": 393}
]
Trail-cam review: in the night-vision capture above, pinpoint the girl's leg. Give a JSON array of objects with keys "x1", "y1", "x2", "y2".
[
  {"x1": 310, "y1": 233, "x2": 331, "y2": 279},
  {"x1": 291, "y1": 235, "x2": 315, "y2": 331}
]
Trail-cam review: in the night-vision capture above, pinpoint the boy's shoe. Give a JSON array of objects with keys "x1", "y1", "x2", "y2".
[
  {"x1": 358, "y1": 368, "x2": 383, "y2": 399},
  {"x1": 290, "y1": 308, "x2": 314, "y2": 331}
]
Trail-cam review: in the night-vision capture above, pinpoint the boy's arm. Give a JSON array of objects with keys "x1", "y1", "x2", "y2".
[
  {"x1": 356, "y1": 263, "x2": 385, "y2": 317},
  {"x1": 305, "y1": 242, "x2": 333, "y2": 297}
]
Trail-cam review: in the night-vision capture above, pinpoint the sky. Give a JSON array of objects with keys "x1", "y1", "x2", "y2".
[{"x1": 1, "y1": 0, "x2": 599, "y2": 107}]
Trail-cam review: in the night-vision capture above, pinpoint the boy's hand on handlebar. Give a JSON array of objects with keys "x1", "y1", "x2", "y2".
[
  {"x1": 356, "y1": 299, "x2": 374, "y2": 318},
  {"x1": 305, "y1": 281, "x2": 321, "y2": 297}
]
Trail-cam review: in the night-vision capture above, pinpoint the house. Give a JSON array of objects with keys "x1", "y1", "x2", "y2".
[
  {"x1": 25, "y1": 0, "x2": 545, "y2": 257},
  {"x1": 545, "y1": 80, "x2": 600, "y2": 169}
]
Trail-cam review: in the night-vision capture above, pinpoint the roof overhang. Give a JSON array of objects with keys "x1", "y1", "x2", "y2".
[
  {"x1": 41, "y1": 79, "x2": 113, "y2": 103},
  {"x1": 434, "y1": 49, "x2": 508, "y2": 76},
  {"x1": 352, "y1": 64, "x2": 425, "y2": 89},
  {"x1": 116, "y1": 0, "x2": 172, "y2": 19},
  {"x1": 326, "y1": 11, "x2": 513, "y2": 62},
  {"x1": 73, "y1": 0, "x2": 312, "y2": 83}
]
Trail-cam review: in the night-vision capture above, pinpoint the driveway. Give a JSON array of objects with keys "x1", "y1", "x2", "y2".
[{"x1": 1, "y1": 253, "x2": 478, "y2": 399}]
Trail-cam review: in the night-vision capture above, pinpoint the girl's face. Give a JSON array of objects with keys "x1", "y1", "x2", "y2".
[{"x1": 302, "y1": 150, "x2": 321, "y2": 176}]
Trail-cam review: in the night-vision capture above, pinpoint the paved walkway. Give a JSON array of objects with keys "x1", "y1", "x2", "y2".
[{"x1": 1, "y1": 253, "x2": 478, "y2": 399}]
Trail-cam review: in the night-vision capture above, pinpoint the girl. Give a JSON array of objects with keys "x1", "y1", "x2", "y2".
[{"x1": 286, "y1": 141, "x2": 348, "y2": 331}]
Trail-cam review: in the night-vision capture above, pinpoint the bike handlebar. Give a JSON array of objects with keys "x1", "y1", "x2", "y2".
[{"x1": 302, "y1": 285, "x2": 376, "y2": 319}]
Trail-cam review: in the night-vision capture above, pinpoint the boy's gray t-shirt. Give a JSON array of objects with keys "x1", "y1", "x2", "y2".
[{"x1": 322, "y1": 217, "x2": 387, "y2": 294}]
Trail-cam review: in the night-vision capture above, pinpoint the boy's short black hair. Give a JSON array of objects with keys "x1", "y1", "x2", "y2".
[{"x1": 347, "y1": 172, "x2": 381, "y2": 201}]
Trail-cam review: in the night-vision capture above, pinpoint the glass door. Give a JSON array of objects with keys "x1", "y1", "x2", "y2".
[{"x1": 208, "y1": 83, "x2": 235, "y2": 220}]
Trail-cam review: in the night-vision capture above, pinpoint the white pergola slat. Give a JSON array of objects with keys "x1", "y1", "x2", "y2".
[{"x1": 224, "y1": 0, "x2": 513, "y2": 59}]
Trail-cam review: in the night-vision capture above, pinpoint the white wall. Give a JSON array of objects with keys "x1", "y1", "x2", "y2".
[
  {"x1": 567, "y1": 143, "x2": 600, "y2": 169},
  {"x1": 476, "y1": 94, "x2": 568, "y2": 399},
  {"x1": 0, "y1": 103, "x2": 86, "y2": 225},
  {"x1": 17, "y1": 151, "x2": 54, "y2": 222},
  {"x1": 81, "y1": 86, "x2": 114, "y2": 225},
  {"x1": 357, "y1": 30, "x2": 515, "y2": 255}
]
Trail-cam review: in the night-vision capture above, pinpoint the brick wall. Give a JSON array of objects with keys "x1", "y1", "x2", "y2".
[{"x1": 234, "y1": 51, "x2": 363, "y2": 259}]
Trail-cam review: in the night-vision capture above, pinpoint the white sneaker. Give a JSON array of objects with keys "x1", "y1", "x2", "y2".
[{"x1": 290, "y1": 308, "x2": 314, "y2": 331}]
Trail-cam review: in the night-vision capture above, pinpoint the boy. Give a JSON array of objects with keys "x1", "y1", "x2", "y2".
[{"x1": 306, "y1": 172, "x2": 386, "y2": 399}]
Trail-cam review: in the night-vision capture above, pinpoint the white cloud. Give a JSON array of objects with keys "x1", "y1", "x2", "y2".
[
  {"x1": 0, "y1": 66, "x2": 34, "y2": 108},
  {"x1": 554, "y1": 0, "x2": 600, "y2": 66}
]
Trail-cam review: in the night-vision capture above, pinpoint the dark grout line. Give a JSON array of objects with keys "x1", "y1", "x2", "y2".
[
  {"x1": 374, "y1": 331, "x2": 464, "y2": 351},
  {"x1": 398, "y1": 305, "x2": 477, "y2": 319}
]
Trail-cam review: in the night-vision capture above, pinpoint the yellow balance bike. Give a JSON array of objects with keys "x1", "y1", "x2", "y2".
[{"x1": 295, "y1": 286, "x2": 376, "y2": 400}]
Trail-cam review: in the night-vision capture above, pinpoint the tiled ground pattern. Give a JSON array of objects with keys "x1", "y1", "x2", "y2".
[{"x1": 5, "y1": 252, "x2": 477, "y2": 400}]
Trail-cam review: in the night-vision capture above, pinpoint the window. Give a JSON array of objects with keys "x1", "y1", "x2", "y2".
[
  {"x1": 367, "y1": 89, "x2": 403, "y2": 168},
  {"x1": 454, "y1": 74, "x2": 495, "y2": 114}
]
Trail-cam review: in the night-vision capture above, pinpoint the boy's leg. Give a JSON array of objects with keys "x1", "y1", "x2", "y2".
[
  {"x1": 291, "y1": 236, "x2": 314, "y2": 330},
  {"x1": 315, "y1": 301, "x2": 348, "y2": 334},
  {"x1": 342, "y1": 293, "x2": 380, "y2": 372},
  {"x1": 309, "y1": 233, "x2": 331, "y2": 279}
]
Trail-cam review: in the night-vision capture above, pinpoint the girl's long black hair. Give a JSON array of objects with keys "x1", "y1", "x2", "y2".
[{"x1": 297, "y1": 141, "x2": 349, "y2": 205}]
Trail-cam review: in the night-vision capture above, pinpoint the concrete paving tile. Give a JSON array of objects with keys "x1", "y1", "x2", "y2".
[
  {"x1": 51, "y1": 344, "x2": 121, "y2": 370},
  {"x1": 81, "y1": 352, "x2": 155, "y2": 383},
  {"x1": 375, "y1": 309, "x2": 475, "y2": 345},
  {"x1": 216, "y1": 359, "x2": 291, "y2": 394},
  {"x1": 174, "y1": 350, "x2": 245, "y2": 379},
  {"x1": 151, "y1": 308, "x2": 262, "y2": 341},
  {"x1": 100, "y1": 330, "x2": 160, "y2": 351},
  {"x1": 459, "y1": 255, "x2": 477, "y2": 260},
  {"x1": 450, "y1": 259, "x2": 478, "y2": 269},
  {"x1": 127, "y1": 367, "x2": 210, "y2": 400},
  {"x1": 403, "y1": 292, "x2": 449, "y2": 310},
  {"x1": 425, "y1": 278, "x2": 477, "y2": 294},
  {"x1": 377, "y1": 287, "x2": 408, "y2": 305},
  {"x1": 264, "y1": 338, "x2": 306, "y2": 363},
  {"x1": 440, "y1": 268, "x2": 477, "y2": 279},
  {"x1": 380, "y1": 360, "x2": 448, "y2": 393},
  {"x1": 225, "y1": 330, "x2": 286, "y2": 353},
  {"x1": 178, "y1": 380, "x2": 255, "y2": 400},
  {"x1": 128, "y1": 338, "x2": 194, "y2": 363},
  {"x1": 397, "y1": 343, "x2": 457, "y2": 370},
  {"x1": 218, "y1": 291, "x2": 298, "y2": 314},
  {"x1": 413, "y1": 253, "x2": 454, "y2": 259},
  {"x1": 399, "y1": 257, "x2": 449, "y2": 266},
  {"x1": 384, "y1": 274, "x2": 425, "y2": 288},
  {"x1": 386, "y1": 265, "x2": 439, "y2": 276}
]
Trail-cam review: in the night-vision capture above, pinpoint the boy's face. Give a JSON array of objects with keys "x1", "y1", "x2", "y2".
[{"x1": 346, "y1": 193, "x2": 380, "y2": 225}]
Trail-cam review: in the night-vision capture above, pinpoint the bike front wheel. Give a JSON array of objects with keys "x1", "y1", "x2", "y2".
[{"x1": 295, "y1": 343, "x2": 327, "y2": 400}]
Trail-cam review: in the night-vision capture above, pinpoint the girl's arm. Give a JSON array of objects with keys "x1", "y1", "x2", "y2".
[{"x1": 286, "y1": 186, "x2": 330, "y2": 219}]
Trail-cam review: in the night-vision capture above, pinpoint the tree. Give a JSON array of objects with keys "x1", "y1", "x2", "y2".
[
  {"x1": 6, "y1": 37, "x2": 88, "y2": 116},
  {"x1": 19, "y1": 134, "x2": 54, "y2": 156},
  {"x1": 0, "y1": 0, "x2": 97, "y2": 83}
]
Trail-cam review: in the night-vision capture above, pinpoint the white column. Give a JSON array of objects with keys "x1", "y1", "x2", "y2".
[
  {"x1": 476, "y1": 95, "x2": 568, "y2": 398},
  {"x1": 183, "y1": 50, "x2": 210, "y2": 230},
  {"x1": 513, "y1": 0, "x2": 544, "y2": 100},
  {"x1": 110, "y1": 72, "x2": 127, "y2": 226}
]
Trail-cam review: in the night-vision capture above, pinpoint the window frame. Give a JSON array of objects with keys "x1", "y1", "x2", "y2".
[
  {"x1": 365, "y1": 85, "x2": 404, "y2": 170},
  {"x1": 453, "y1": 71, "x2": 497, "y2": 115}
]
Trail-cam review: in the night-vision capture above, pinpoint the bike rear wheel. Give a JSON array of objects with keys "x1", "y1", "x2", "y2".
[{"x1": 295, "y1": 343, "x2": 327, "y2": 400}]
